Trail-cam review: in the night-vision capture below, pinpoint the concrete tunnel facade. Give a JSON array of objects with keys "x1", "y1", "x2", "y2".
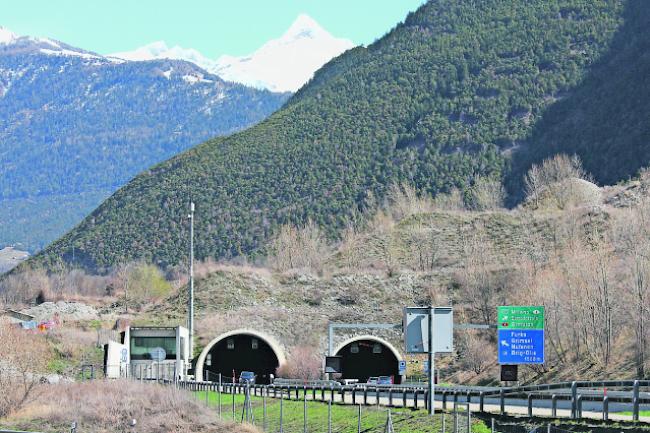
[
  {"x1": 334, "y1": 335, "x2": 404, "y2": 384},
  {"x1": 195, "y1": 329, "x2": 286, "y2": 384},
  {"x1": 196, "y1": 330, "x2": 405, "y2": 384}
]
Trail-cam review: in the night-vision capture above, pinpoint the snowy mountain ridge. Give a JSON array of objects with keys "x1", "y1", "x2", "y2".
[{"x1": 110, "y1": 14, "x2": 355, "y2": 92}]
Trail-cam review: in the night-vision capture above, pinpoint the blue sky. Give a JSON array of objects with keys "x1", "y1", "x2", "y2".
[{"x1": 2, "y1": 0, "x2": 427, "y2": 58}]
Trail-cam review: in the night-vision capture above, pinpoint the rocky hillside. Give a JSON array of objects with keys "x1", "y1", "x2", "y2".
[
  {"x1": 0, "y1": 32, "x2": 289, "y2": 251},
  {"x1": 147, "y1": 178, "x2": 646, "y2": 384},
  {"x1": 5, "y1": 174, "x2": 648, "y2": 383},
  {"x1": 34, "y1": 0, "x2": 650, "y2": 272}
]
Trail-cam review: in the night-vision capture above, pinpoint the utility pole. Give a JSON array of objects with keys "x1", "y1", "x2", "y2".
[
  {"x1": 188, "y1": 201, "x2": 195, "y2": 360},
  {"x1": 124, "y1": 268, "x2": 128, "y2": 314}
]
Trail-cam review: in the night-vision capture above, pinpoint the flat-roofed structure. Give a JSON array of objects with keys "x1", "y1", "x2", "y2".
[{"x1": 104, "y1": 325, "x2": 190, "y2": 380}]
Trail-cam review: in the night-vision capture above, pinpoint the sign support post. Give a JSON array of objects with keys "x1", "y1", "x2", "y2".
[
  {"x1": 404, "y1": 305, "x2": 454, "y2": 415},
  {"x1": 428, "y1": 306, "x2": 435, "y2": 416},
  {"x1": 404, "y1": 306, "x2": 453, "y2": 416}
]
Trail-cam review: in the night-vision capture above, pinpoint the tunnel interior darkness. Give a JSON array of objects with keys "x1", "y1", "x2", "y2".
[
  {"x1": 203, "y1": 334, "x2": 279, "y2": 384},
  {"x1": 335, "y1": 339, "x2": 401, "y2": 384}
]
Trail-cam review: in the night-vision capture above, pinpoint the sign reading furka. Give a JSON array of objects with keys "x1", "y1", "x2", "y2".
[{"x1": 497, "y1": 306, "x2": 545, "y2": 364}]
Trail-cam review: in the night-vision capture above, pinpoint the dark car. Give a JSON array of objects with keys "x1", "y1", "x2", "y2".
[{"x1": 239, "y1": 371, "x2": 256, "y2": 385}]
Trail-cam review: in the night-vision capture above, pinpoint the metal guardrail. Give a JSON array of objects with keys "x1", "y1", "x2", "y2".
[
  {"x1": 165, "y1": 378, "x2": 650, "y2": 423},
  {"x1": 272, "y1": 378, "x2": 341, "y2": 387},
  {"x1": 84, "y1": 361, "x2": 649, "y2": 423}
]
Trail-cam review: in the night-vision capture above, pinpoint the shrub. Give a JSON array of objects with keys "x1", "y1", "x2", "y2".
[
  {"x1": 267, "y1": 222, "x2": 331, "y2": 274},
  {"x1": 385, "y1": 183, "x2": 435, "y2": 221},
  {"x1": 277, "y1": 346, "x2": 322, "y2": 380},
  {"x1": 10, "y1": 381, "x2": 256, "y2": 433},
  {"x1": 466, "y1": 177, "x2": 506, "y2": 211},
  {"x1": 115, "y1": 262, "x2": 173, "y2": 310},
  {"x1": 524, "y1": 154, "x2": 596, "y2": 209},
  {"x1": 0, "y1": 322, "x2": 52, "y2": 418}
]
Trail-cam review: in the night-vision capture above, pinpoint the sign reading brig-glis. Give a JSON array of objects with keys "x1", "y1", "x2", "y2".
[{"x1": 498, "y1": 306, "x2": 545, "y2": 365}]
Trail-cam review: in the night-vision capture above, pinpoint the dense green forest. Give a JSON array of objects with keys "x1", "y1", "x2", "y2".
[
  {"x1": 0, "y1": 53, "x2": 288, "y2": 250},
  {"x1": 507, "y1": 0, "x2": 650, "y2": 196},
  {"x1": 32, "y1": 0, "x2": 649, "y2": 271}
]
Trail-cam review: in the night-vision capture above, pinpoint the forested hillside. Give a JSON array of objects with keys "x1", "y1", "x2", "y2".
[
  {"x1": 33, "y1": 0, "x2": 648, "y2": 271},
  {"x1": 508, "y1": 0, "x2": 650, "y2": 196},
  {"x1": 0, "y1": 43, "x2": 289, "y2": 251}
]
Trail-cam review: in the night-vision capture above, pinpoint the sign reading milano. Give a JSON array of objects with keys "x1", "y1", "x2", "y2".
[{"x1": 497, "y1": 306, "x2": 545, "y2": 364}]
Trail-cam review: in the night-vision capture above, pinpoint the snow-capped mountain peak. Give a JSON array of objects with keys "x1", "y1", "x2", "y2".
[
  {"x1": 110, "y1": 41, "x2": 170, "y2": 61},
  {"x1": 0, "y1": 27, "x2": 18, "y2": 45},
  {"x1": 214, "y1": 14, "x2": 355, "y2": 92},
  {"x1": 109, "y1": 41, "x2": 218, "y2": 73},
  {"x1": 0, "y1": 26, "x2": 104, "y2": 60},
  {"x1": 284, "y1": 13, "x2": 327, "y2": 40},
  {"x1": 108, "y1": 14, "x2": 355, "y2": 93}
]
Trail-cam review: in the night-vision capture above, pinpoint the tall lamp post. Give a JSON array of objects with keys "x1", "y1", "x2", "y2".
[{"x1": 188, "y1": 202, "x2": 195, "y2": 362}]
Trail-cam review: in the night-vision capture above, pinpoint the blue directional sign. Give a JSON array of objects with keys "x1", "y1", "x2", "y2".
[
  {"x1": 498, "y1": 329, "x2": 545, "y2": 364},
  {"x1": 398, "y1": 360, "x2": 406, "y2": 375}
]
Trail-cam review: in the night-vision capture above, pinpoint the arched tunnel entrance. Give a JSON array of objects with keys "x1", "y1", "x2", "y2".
[
  {"x1": 335, "y1": 336, "x2": 402, "y2": 384},
  {"x1": 196, "y1": 330, "x2": 285, "y2": 384}
]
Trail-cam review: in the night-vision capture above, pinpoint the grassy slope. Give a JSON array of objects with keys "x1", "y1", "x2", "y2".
[
  {"x1": 194, "y1": 391, "x2": 489, "y2": 433},
  {"x1": 30, "y1": 0, "x2": 631, "y2": 271}
]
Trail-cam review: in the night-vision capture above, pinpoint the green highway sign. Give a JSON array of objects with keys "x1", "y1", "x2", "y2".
[
  {"x1": 498, "y1": 306, "x2": 544, "y2": 330},
  {"x1": 498, "y1": 305, "x2": 545, "y2": 365}
]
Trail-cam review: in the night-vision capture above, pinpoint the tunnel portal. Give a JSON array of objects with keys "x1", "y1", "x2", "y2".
[
  {"x1": 335, "y1": 338, "x2": 401, "y2": 384},
  {"x1": 203, "y1": 333, "x2": 280, "y2": 384}
]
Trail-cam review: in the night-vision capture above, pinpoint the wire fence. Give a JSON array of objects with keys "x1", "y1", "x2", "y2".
[
  {"x1": 187, "y1": 384, "x2": 469, "y2": 433},
  {"x1": 177, "y1": 382, "x2": 647, "y2": 433}
]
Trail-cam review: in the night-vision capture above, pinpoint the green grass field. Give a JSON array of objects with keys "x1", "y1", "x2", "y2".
[
  {"x1": 619, "y1": 410, "x2": 650, "y2": 417},
  {"x1": 193, "y1": 390, "x2": 489, "y2": 433}
]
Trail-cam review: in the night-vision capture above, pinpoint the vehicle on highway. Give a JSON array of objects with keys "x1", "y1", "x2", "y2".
[
  {"x1": 239, "y1": 371, "x2": 256, "y2": 384},
  {"x1": 367, "y1": 376, "x2": 379, "y2": 385},
  {"x1": 377, "y1": 376, "x2": 393, "y2": 385}
]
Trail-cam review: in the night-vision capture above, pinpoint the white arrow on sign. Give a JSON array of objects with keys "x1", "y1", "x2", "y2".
[{"x1": 500, "y1": 340, "x2": 510, "y2": 347}]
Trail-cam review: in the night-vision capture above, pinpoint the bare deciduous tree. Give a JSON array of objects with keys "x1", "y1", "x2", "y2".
[
  {"x1": 0, "y1": 322, "x2": 51, "y2": 418},
  {"x1": 459, "y1": 331, "x2": 495, "y2": 375},
  {"x1": 385, "y1": 183, "x2": 435, "y2": 221},
  {"x1": 267, "y1": 222, "x2": 331, "y2": 274},
  {"x1": 365, "y1": 211, "x2": 402, "y2": 275},
  {"x1": 277, "y1": 346, "x2": 322, "y2": 380},
  {"x1": 467, "y1": 177, "x2": 506, "y2": 211},
  {"x1": 612, "y1": 203, "x2": 650, "y2": 376},
  {"x1": 456, "y1": 224, "x2": 502, "y2": 325},
  {"x1": 433, "y1": 188, "x2": 466, "y2": 211},
  {"x1": 524, "y1": 154, "x2": 594, "y2": 210}
]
